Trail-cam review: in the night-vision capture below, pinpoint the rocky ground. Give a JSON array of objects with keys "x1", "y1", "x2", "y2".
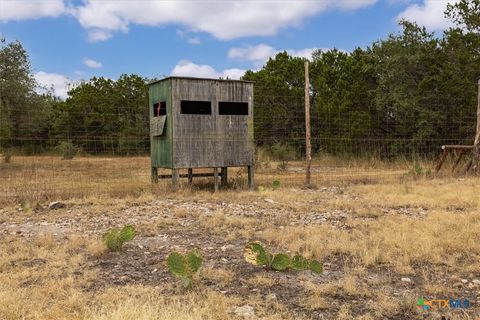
[{"x1": 1, "y1": 184, "x2": 479, "y2": 319}]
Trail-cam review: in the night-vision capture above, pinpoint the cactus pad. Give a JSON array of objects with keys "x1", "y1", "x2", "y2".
[
  {"x1": 271, "y1": 253, "x2": 291, "y2": 271},
  {"x1": 119, "y1": 225, "x2": 136, "y2": 242},
  {"x1": 244, "y1": 242, "x2": 268, "y2": 266},
  {"x1": 186, "y1": 249, "x2": 202, "y2": 273},
  {"x1": 291, "y1": 255, "x2": 310, "y2": 270},
  {"x1": 167, "y1": 252, "x2": 186, "y2": 277},
  {"x1": 309, "y1": 260, "x2": 323, "y2": 274}
]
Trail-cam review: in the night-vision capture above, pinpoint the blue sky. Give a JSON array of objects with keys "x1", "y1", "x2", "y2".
[{"x1": 0, "y1": 0, "x2": 455, "y2": 98}]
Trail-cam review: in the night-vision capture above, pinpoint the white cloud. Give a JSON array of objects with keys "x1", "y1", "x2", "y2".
[
  {"x1": 73, "y1": 0, "x2": 378, "y2": 41},
  {"x1": 222, "y1": 68, "x2": 247, "y2": 80},
  {"x1": 228, "y1": 44, "x2": 333, "y2": 66},
  {"x1": 228, "y1": 44, "x2": 277, "y2": 63},
  {"x1": 176, "y1": 29, "x2": 201, "y2": 44},
  {"x1": 171, "y1": 60, "x2": 245, "y2": 79},
  {"x1": 397, "y1": 0, "x2": 458, "y2": 31},
  {"x1": 83, "y1": 58, "x2": 102, "y2": 68},
  {"x1": 187, "y1": 37, "x2": 200, "y2": 45},
  {"x1": 35, "y1": 71, "x2": 72, "y2": 99},
  {"x1": 0, "y1": 0, "x2": 66, "y2": 22},
  {"x1": 87, "y1": 29, "x2": 113, "y2": 42},
  {"x1": 287, "y1": 48, "x2": 316, "y2": 59}
]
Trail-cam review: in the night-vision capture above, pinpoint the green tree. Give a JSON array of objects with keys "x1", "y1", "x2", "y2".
[
  {"x1": 446, "y1": 0, "x2": 480, "y2": 32},
  {"x1": 243, "y1": 52, "x2": 306, "y2": 152},
  {"x1": 50, "y1": 74, "x2": 149, "y2": 154},
  {"x1": 0, "y1": 38, "x2": 52, "y2": 153}
]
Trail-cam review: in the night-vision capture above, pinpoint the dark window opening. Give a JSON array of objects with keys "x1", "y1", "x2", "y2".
[
  {"x1": 153, "y1": 101, "x2": 167, "y2": 117},
  {"x1": 219, "y1": 102, "x2": 249, "y2": 115},
  {"x1": 181, "y1": 100, "x2": 212, "y2": 115}
]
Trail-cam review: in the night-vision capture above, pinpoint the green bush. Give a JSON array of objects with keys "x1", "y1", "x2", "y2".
[
  {"x1": 244, "y1": 242, "x2": 322, "y2": 273},
  {"x1": 167, "y1": 249, "x2": 202, "y2": 288},
  {"x1": 102, "y1": 225, "x2": 136, "y2": 251},
  {"x1": 56, "y1": 141, "x2": 78, "y2": 160},
  {"x1": 272, "y1": 180, "x2": 281, "y2": 190},
  {"x1": 268, "y1": 143, "x2": 297, "y2": 161}
]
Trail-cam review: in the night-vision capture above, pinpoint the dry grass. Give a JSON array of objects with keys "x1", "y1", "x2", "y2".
[
  {"x1": 262, "y1": 210, "x2": 480, "y2": 273},
  {"x1": 1, "y1": 156, "x2": 480, "y2": 319},
  {"x1": 0, "y1": 155, "x2": 411, "y2": 205},
  {"x1": 88, "y1": 287, "x2": 241, "y2": 320}
]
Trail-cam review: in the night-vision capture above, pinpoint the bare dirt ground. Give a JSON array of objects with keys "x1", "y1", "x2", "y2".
[{"x1": 1, "y1": 174, "x2": 480, "y2": 319}]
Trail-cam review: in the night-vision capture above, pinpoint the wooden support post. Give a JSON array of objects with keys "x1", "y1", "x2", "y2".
[
  {"x1": 435, "y1": 148, "x2": 449, "y2": 173},
  {"x1": 187, "y1": 168, "x2": 193, "y2": 184},
  {"x1": 213, "y1": 167, "x2": 219, "y2": 192},
  {"x1": 151, "y1": 167, "x2": 158, "y2": 183},
  {"x1": 247, "y1": 165, "x2": 254, "y2": 190},
  {"x1": 221, "y1": 167, "x2": 228, "y2": 187},
  {"x1": 172, "y1": 169, "x2": 179, "y2": 189},
  {"x1": 452, "y1": 150, "x2": 466, "y2": 173},
  {"x1": 472, "y1": 79, "x2": 480, "y2": 173},
  {"x1": 304, "y1": 60, "x2": 312, "y2": 187}
]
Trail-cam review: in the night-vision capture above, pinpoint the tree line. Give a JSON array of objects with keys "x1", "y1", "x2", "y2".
[{"x1": 1, "y1": 0, "x2": 479, "y2": 158}]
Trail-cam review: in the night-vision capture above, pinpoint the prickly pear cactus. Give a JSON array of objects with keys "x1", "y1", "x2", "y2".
[
  {"x1": 244, "y1": 242, "x2": 269, "y2": 266},
  {"x1": 102, "y1": 225, "x2": 136, "y2": 251},
  {"x1": 167, "y1": 252, "x2": 187, "y2": 277},
  {"x1": 167, "y1": 249, "x2": 202, "y2": 289},
  {"x1": 244, "y1": 242, "x2": 323, "y2": 274},
  {"x1": 291, "y1": 255, "x2": 310, "y2": 270},
  {"x1": 271, "y1": 253, "x2": 290, "y2": 271},
  {"x1": 119, "y1": 225, "x2": 136, "y2": 242},
  {"x1": 309, "y1": 259, "x2": 323, "y2": 274},
  {"x1": 186, "y1": 249, "x2": 202, "y2": 273}
]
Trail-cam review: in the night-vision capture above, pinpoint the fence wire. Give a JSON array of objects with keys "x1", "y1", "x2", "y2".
[{"x1": 0, "y1": 91, "x2": 478, "y2": 203}]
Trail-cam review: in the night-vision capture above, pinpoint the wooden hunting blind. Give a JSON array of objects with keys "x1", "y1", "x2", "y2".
[{"x1": 149, "y1": 76, "x2": 254, "y2": 190}]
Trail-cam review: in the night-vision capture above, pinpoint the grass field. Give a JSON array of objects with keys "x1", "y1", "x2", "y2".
[{"x1": 0, "y1": 155, "x2": 479, "y2": 319}]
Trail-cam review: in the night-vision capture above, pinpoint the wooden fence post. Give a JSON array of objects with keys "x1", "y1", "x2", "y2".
[
  {"x1": 470, "y1": 79, "x2": 480, "y2": 173},
  {"x1": 304, "y1": 60, "x2": 312, "y2": 187}
]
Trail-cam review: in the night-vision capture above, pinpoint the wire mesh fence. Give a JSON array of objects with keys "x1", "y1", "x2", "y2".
[{"x1": 1, "y1": 89, "x2": 478, "y2": 204}]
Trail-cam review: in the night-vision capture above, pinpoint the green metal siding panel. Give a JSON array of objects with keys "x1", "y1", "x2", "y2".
[{"x1": 149, "y1": 79, "x2": 173, "y2": 168}]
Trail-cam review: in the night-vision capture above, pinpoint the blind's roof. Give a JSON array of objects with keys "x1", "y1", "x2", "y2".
[{"x1": 148, "y1": 76, "x2": 255, "y2": 86}]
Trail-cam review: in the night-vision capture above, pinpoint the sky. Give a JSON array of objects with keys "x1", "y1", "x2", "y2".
[{"x1": 0, "y1": 0, "x2": 457, "y2": 98}]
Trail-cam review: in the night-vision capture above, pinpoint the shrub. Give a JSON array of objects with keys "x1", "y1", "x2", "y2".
[
  {"x1": 268, "y1": 143, "x2": 297, "y2": 161},
  {"x1": 244, "y1": 242, "x2": 322, "y2": 273},
  {"x1": 2, "y1": 148, "x2": 12, "y2": 163},
  {"x1": 272, "y1": 180, "x2": 281, "y2": 190},
  {"x1": 56, "y1": 141, "x2": 78, "y2": 160},
  {"x1": 277, "y1": 161, "x2": 289, "y2": 171},
  {"x1": 102, "y1": 225, "x2": 136, "y2": 251},
  {"x1": 167, "y1": 249, "x2": 202, "y2": 289}
]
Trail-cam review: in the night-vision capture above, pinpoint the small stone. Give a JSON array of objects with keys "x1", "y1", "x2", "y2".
[
  {"x1": 221, "y1": 258, "x2": 228, "y2": 263},
  {"x1": 264, "y1": 198, "x2": 275, "y2": 204},
  {"x1": 233, "y1": 305, "x2": 255, "y2": 319},
  {"x1": 472, "y1": 279, "x2": 480, "y2": 285},
  {"x1": 401, "y1": 277, "x2": 411, "y2": 283},
  {"x1": 461, "y1": 279, "x2": 468, "y2": 284},
  {"x1": 152, "y1": 268, "x2": 158, "y2": 273},
  {"x1": 266, "y1": 293, "x2": 277, "y2": 300},
  {"x1": 453, "y1": 282, "x2": 463, "y2": 288},
  {"x1": 48, "y1": 201, "x2": 65, "y2": 210}
]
